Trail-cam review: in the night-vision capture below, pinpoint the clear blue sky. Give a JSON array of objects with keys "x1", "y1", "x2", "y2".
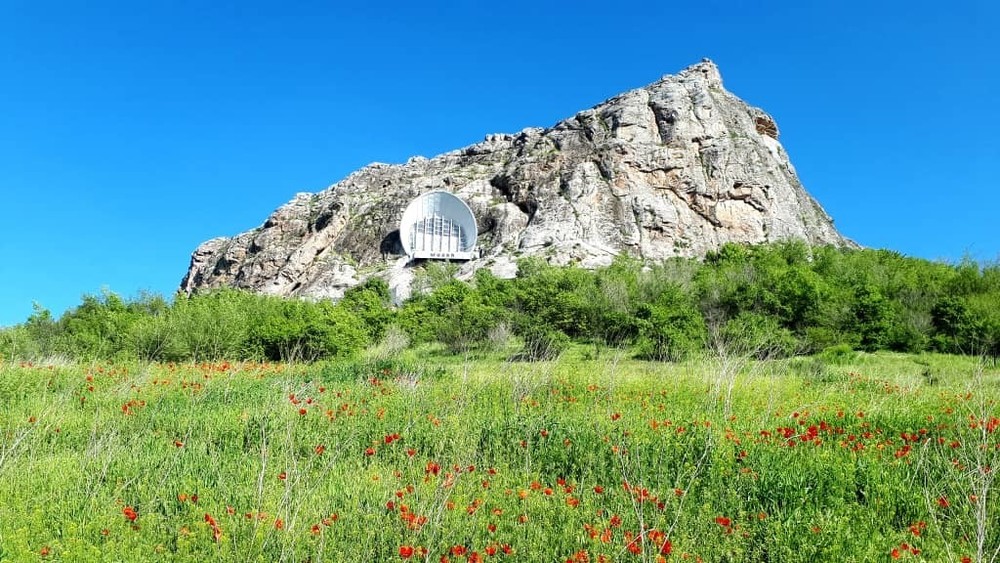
[{"x1": 1, "y1": 1, "x2": 997, "y2": 326}]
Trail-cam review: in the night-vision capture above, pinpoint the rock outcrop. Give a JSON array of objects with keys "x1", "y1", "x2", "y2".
[{"x1": 181, "y1": 60, "x2": 855, "y2": 301}]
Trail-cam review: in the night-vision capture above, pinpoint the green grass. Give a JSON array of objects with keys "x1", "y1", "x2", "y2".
[{"x1": 1, "y1": 349, "x2": 998, "y2": 562}]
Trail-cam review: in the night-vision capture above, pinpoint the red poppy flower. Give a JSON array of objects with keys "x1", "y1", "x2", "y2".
[
  {"x1": 625, "y1": 531, "x2": 642, "y2": 555},
  {"x1": 399, "y1": 545, "x2": 414, "y2": 559},
  {"x1": 122, "y1": 506, "x2": 138, "y2": 522},
  {"x1": 204, "y1": 513, "x2": 222, "y2": 542}
]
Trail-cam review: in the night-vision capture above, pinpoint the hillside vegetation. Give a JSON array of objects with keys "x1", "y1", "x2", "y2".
[
  {"x1": 3, "y1": 242, "x2": 1000, "y2": 561},
  {"x1": 3, "y1": 242, "x2": 998, "y2": 363},
  {"x1": 1, "y1": 351, "x2": 997, "y2": 561}
]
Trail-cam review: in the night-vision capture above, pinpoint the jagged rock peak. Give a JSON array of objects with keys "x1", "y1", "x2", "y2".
[{"x1": 181, "y1": 60, "x2": 856, "y2": 302}]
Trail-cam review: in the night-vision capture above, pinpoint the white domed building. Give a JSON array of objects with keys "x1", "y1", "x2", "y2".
[{"x1": 399, "y1": 190, "x2": 479, "y2": 260}]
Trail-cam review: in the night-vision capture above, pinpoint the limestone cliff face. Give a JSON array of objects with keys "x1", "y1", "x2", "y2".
[{"x1": 181, "y1": 60, "x2": 855, "y2": 301}]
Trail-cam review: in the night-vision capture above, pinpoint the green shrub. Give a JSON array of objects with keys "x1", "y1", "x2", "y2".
[
  {"x1": 317, "y1": 357, "x2": 448, "y2": 384},
  {"x1": 717, "y1": 312, "x2": 799, "y2": 359},
  {"x1": 816, "y1": 343, "x2": 858, "y2": 365},
  {"x1": 634, "y1": 284, "x2": 706, "y2": 362},
  {"x1": 516, "y1": 325, "x2": 570, "y2": 361},
  {"x1": 248, "y1": 298, "x2": 368, "y2": 361}
]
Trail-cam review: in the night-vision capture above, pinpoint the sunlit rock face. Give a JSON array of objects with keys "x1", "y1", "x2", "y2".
[{"x1": 181, "y1": 60, "x2": 855, "y2": 301}]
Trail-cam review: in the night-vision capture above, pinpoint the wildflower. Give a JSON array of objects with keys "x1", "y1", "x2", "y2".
[
  {"x1": 624, "y1": 531, "x2": 642, "y2": 555},
  {"x1": 399, "y1": 545, "x2": 415, "y2": 559},
  {"x1": 122, "y1": 506, "x2": 138, "y2": 522},
  {"x1": 649, "y1": 529, "x2": 671, "y2": 555},
  {"x1": 204, "y1": 513, "x2": 222, "y2": 542}
]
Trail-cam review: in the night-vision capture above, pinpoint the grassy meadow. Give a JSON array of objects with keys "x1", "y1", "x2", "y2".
[{"x1": 1, "y1": 348, "x2": 998, "y2": 562}]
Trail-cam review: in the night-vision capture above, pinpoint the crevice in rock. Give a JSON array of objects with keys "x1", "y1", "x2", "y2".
[
  {"x1": 313, "y1": 211, "x2": 334, "y2": 232},
  {"x1": 379, "y1": 230, "x2": 404, "y2": 256},
  {"x1": 519, "y1": 199, "x2": 538, "y2": 224},
  {"x1": 754, "y1": 115, "x2": 778, "y2": 139},
  {"x1": 648, "y1": 102, "x2": 678, "y2": 144},
  {"x1": 595, "y1": 158, "x2": 614, "y2": 182},
  {"x1": 490, "y1": 174, "x2": 537, "y2": 224}
]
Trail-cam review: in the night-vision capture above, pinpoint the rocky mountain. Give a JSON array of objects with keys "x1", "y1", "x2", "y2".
[{"x1": 181, "y1": 60, "x2": 855, "y2": 302}]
